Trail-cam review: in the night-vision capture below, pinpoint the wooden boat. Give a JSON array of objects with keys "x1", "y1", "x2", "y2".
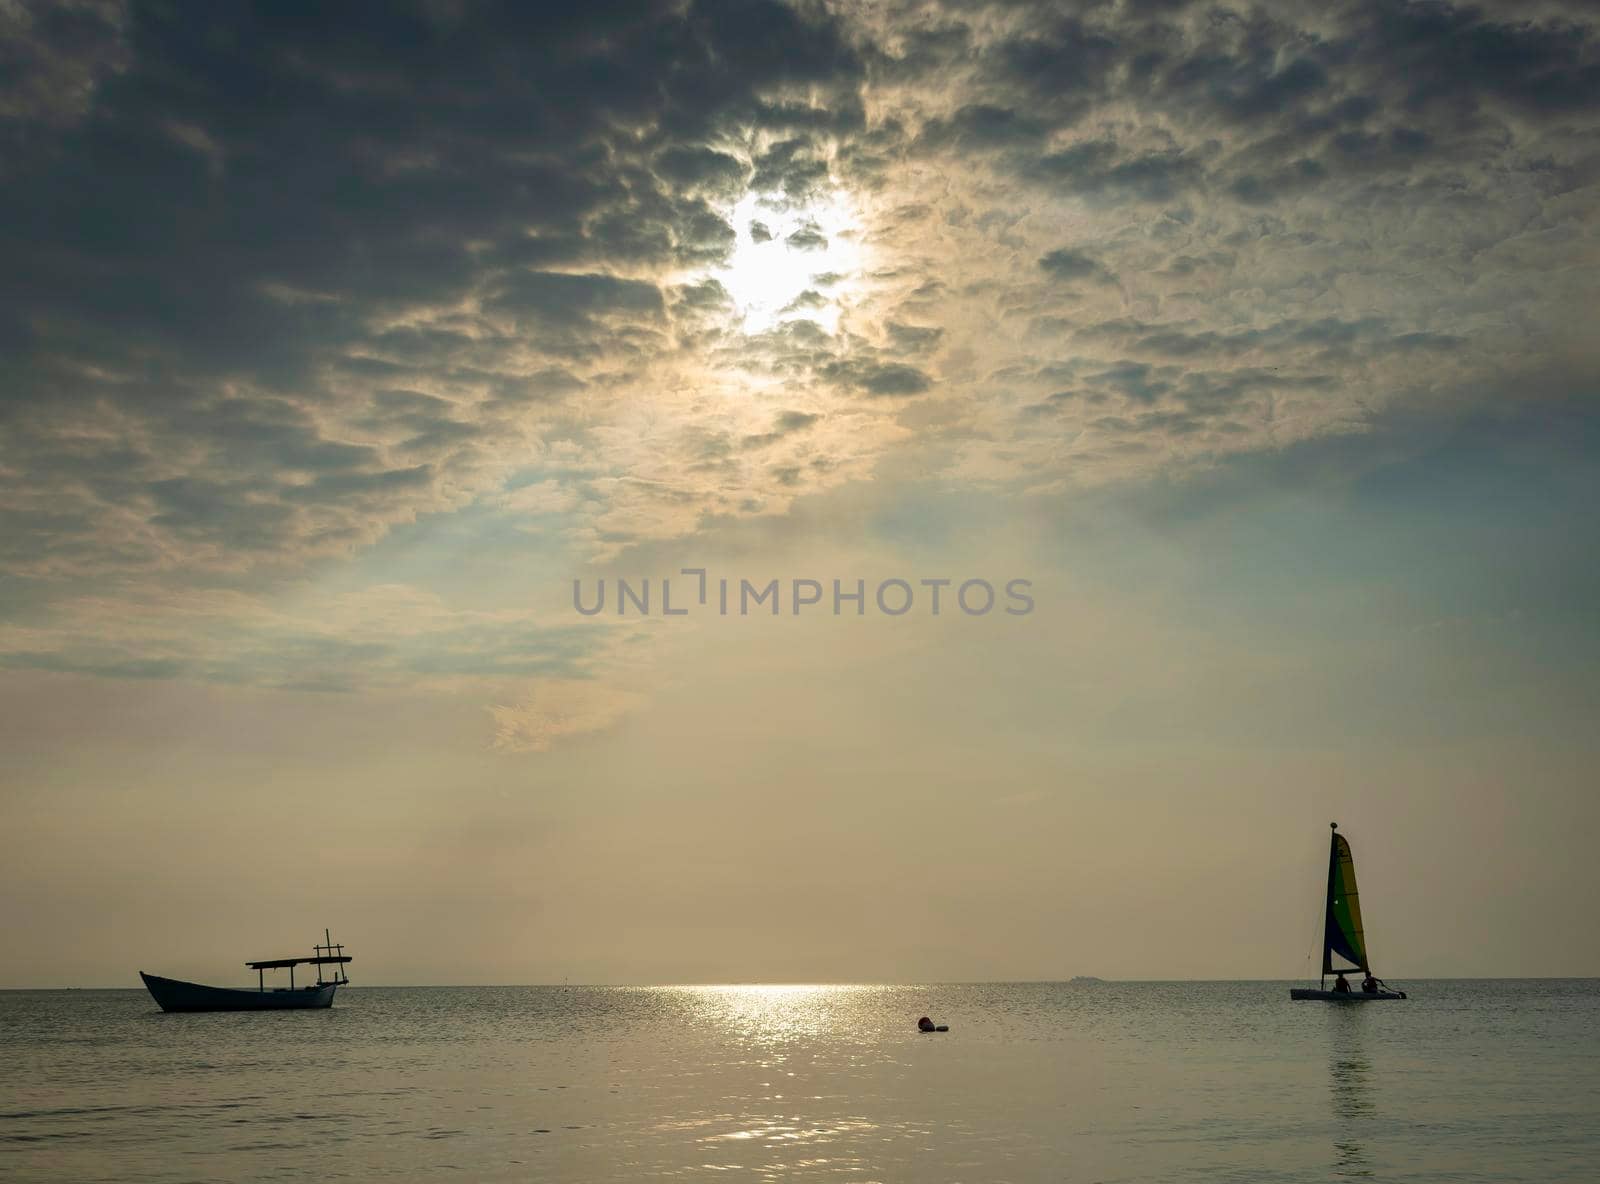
[
  {"x1": 1290, "y1": 824, "x2": 1407, "y2": 1002},
  {"x1": 141, "y1": 930, "x2": 351, "y2": 1012}
]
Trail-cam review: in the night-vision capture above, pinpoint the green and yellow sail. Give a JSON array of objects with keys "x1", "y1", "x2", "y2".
[{"x1": 1322, "y1": 825, "x2": 1369, "y2": 974}]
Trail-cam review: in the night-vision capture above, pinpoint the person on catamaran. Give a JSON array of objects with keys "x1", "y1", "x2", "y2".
[
  {"x1": 1361, "y1": 974, "x2": 1379, "y2": 994},
  {"x1": 918, "y1": 1015, "x2": 936, "y2": 1032},
  {"x1": 1333, "y1": 974, "x2": 1351, "y2": 993}
]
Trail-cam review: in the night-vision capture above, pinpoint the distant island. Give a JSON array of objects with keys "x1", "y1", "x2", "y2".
[{"x1": 1069, "y1": 976, "x2": 1105, "y2": 984}]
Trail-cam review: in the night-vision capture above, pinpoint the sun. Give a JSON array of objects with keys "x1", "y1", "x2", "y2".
[{"x1": 714, "y1": 188, "x2": 866, "y2": 334}]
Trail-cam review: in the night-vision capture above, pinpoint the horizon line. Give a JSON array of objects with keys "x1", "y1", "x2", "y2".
[{"x1": 7, "y1": 974, "x2": 1599, "y2": 991}]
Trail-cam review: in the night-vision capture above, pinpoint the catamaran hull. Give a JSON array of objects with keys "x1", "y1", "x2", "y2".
[
  {"x1": 1290, "y1": 988, "x2": 1406, "y2": 1001},
  {"x1": 140, "y1": 972, "x2": 338, "y2": 1012}
]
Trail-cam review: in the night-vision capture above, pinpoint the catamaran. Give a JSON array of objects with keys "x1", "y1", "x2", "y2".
[
  {"x1": 140, "y1": 930, "x2": 351, "y2": 1012},
  {"x1": 1290, "y1": 824, "x2": 1407, "y2": 1002}
]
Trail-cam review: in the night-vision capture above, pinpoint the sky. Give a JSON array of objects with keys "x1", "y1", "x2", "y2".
[{"x1": 1, "y1": 0, "x2": 1598, "y2": 987}]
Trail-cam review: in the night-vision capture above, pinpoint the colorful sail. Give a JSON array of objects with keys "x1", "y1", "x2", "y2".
[{"x1": 1322, "y1": 829, "x2": 1369, "y2": 973}]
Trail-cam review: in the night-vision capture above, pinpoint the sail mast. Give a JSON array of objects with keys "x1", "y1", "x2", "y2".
[{"x1": 1321, "y1": 822, "x2": 1338, "y2": 989}]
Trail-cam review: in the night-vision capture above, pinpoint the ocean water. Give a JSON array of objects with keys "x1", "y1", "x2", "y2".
[{"x1": 2, "y1": 980, "x2": 1596, "y2": 1182}]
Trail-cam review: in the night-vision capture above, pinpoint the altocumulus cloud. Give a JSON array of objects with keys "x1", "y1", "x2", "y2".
[{"x1": 0, "y1": 0, "x2": 1596, "y2": 746}]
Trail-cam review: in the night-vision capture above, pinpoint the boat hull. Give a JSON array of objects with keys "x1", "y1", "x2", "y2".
[
  {"x1": 1290, "y1": 987, "x2": 1406, "y2": 1001},
  {"x1": 140, "y1": 971, "x2": 338, "y2": 1012}
]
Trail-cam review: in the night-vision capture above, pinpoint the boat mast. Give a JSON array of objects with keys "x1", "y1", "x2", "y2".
[
  {"x1": 312, "y1": 928, "x2": 347, "y2": 987},
  {"x1": 1322, "y1": 821, "x2": 1338, "y2": 991}
]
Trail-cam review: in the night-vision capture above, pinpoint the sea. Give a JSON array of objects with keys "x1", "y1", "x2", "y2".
[{"x1": 2, "y1": 980, "x2": 1596, "y2": 1182}]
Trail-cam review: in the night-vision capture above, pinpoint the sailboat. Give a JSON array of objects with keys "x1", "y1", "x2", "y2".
[{"x1": 1290, "y1": 824, "x2": 1407, "y2": 1002}]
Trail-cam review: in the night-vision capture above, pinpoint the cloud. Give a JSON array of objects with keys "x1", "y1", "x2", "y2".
[
  {"x1": 785, "y1": 222, "x2": 830, "y2": 251},
  {"x1": 1038, "y1": 248, "x2": 1113, "y2": 283},
  {"x1": 0, "y1": 581, "x2": 612, "y2": 691},
  {"x1": 1, "y1": 0, "x2": 1596, "y2": 749},
  {"x1": 886, "y1": 321, "x2": 944, "y2": 353},
  {"x1": 821, "y1": 358, "x2": 933, "y2": 397},
  {"x1": 486, "y1": 271, "x2": 668, "y2": 334},
  {"x1": 489, "y1": 679, "x2": 645, "y2": 753},
  {"x1": 0, "y1": 0, "x2": 871, "y2": 586},
  {"x1": 0, "y1": 0, "x2": 127, "y2": 140},
  {"x1": 1025, "y1": 141, "x2": 1204, "y2": 203},
  {"x1": 742, "y1": 410, "x2": 822, "y2": 450}
]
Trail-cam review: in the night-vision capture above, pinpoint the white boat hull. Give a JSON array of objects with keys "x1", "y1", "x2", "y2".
[
  {"x1": 1290, "y1": 987, "x2": 1406, "y2": 1001},
  {"x1": 140, "y1": 971, "x2": 338, "y2": 1012}
]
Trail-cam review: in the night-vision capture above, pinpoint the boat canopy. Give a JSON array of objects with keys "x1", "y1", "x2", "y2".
[{"x1": 244, "y1": 931, "x2": 351, "y2": 989}]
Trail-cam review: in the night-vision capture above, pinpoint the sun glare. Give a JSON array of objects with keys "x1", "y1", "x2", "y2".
[{"x1": 715, "y1": 190, "x2": 866, "y2": 334}]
